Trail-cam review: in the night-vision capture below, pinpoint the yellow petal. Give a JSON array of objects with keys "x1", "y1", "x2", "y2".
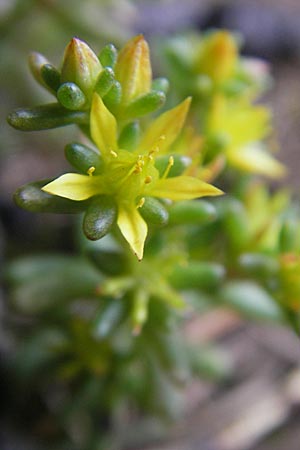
[
  {"x1": 138, "y1": 98, "x2": 191, "y2": 154},
  {"x1": 42, "y1": 174, "x2": 103, "y2": 200},
  {"x1": 90, "y1": 93, "x2": 118, "y2": 157},
  {"x1": 150, "y1": 176, "x2": 223, "y2": 200},
  {"x1": 227, "y1": 144, "x2": 286, "y2": 178},
  {"x1": 117, "y1": 204, "x2": 148, "y2": 260},
  {"x1": 115, "y1": 35, "x2": 151, "y2": 105}
]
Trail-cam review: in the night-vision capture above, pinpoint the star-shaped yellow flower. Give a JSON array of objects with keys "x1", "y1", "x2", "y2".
[
  {"x1": 42, "y1": 94, "x2": 222, "y2": 259},
  {"x1": 207, "y1": 96, "x2": 286, "y2": 178}
]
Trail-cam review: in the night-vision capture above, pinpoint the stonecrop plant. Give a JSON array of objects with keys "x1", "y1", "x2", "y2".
[{"x1": 6, "y1": 30, "x2": 300, "y2": 449}]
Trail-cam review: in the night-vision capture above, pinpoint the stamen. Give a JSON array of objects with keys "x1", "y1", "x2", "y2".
[
  {"x1": 162, "y1": 156, "x2": 174, "y2": 179},
  {"x1": 148, "y1": 135, "x2": 166, "y2": 160},
  {"x1": 133, "y1": 156, "x2": 145, "y2": 173},
  {"x1": 137, "y1": 197, "x2": 145, "y2": 209},
  {"x1": 110, "y1": 149, "x2": 118, "y2": 158},
  {"x1": 144, "y1": 176, "x2": 152, "y2": 184},
  {"x1": 116, "y1": 155, "x2": 146, "y2": 188},
  {"x1": 87, "y1": 166, "x2": 95, "y2": 176}
]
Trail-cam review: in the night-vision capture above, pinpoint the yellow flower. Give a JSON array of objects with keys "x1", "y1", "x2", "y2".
[
  {"x1": 207, "y1": 96, "x2": 286, "y2": 178},
  {"x1": 42, "y1": 94, "x2": 222, "y2": 260}
]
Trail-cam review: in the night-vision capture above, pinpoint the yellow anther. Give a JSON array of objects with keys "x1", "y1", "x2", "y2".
[
  {"x1": 158, "y1": 134, "x2": 166, "y2": 144},
  {"x1": 133, "y1": 157, "x2": 145, "y2": 174},
  {"x1": 87, "y1": 166, "x2": 95, "y2": 176},
  {"x1": 144, "y1": 175, "x2": 152, "y2": 184},
  {"x1": 148, "y1": 135, "x2": 166, "y2": 161},
  {"x1": 162, "y1": 155, "x2": 174, "y2": 179},
  {"x1": 137, "y1": 197, "x2": 145, "y2": 209},
  {"x1": 148, "y1": 148, "x2": 159, "y2": 157},
  {"x1": 110, "y1": 149, "x2": 118, "y2": 158}
]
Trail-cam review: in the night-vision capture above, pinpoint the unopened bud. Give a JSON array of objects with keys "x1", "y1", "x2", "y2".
[
  {"x1": 61, "y1": 37, "x2": 102, "y2": 99},
  {"x1": 195, "y1": 31, "x2": 238, "y2": 83}
]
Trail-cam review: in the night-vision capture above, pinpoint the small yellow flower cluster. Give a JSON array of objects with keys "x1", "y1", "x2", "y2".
[{"x1": 42, "y1": 36, "x2": 222, "y2": 259}]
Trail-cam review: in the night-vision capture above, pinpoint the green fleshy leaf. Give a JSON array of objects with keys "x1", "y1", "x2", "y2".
[
  {"x1": 238, "y1": 253, "x2": 279, "y2": 278},
  {"x1": 125, "y1": 90, "x2": 166, "y2": 118},
  {"x1": 83, "y1": 195, "x2": 117, "y2": 240},
  {"x1": 95, "y1": 67, "x2": 115, "y2": 97},
  {"x1": 28, "y1": 51, "x2": 51, "y2": 89},
  {"x1": 14, "y1": 180, "x2": 88, "y2": 213},
  {"x1": 220, "y1": 281, "x2": 285, "y2": 322},
  {"x1": 168, "y1": 200, "x2": 217, "y2": 225},
  {"x1": 93, "y1": 301, "x2": 125, "y2": 339},
  {"x1": 139, "y1": 197, "x2": 169, "y2": 226},
  {"x1": 8, "y1": 256, "x2": 101, "y2": 314},
  {"x1": 155, "y1": 154, "x2": 191, "y2": 178},
  {"x1": 40, "y1": 63, "x2": 61, "y2": 92},
  {"x1": 118, "y1": 121, "x2": 140, "y2": 151},
  {"x1": 102, "y1": 81, "x2": 122, "y2": 109},
  {"x1": 169, "y1": 262, "x2": 225, "y2": 290},
  {"x1": 7, "y1": 103, "x2": 88, "y2": 131},
  {"x1": 65, "y1": 142, "x2": 104, "y2": 175},
  {"x1": 99, "y1": 43, "x2": 118, "y2": 68},
  {"x1": 82, "y1": 235, "x2": 127, "y2": 275},
  {"x1": 57, "y1": 82, "x2": 86, "y2": 110},
  {"x1": 152, "y1": 77, "x2": 170, "y2": 94},
  {"x1": 279, "y1": 219, "x2": 299, "y2": 253},
  {"x1": 221, "y1": 198, "x2": 250, "y2": 250}
]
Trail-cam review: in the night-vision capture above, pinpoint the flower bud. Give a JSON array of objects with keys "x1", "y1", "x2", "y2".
[
  {"x1": 61, "y1": 37, "x2": 102, "y2": 99},
  {"x1": 195, "y1": 31, "x2": 238, "y2": 83},
  {"x1": 115, "y1": 35, "x2": 151, "y2": 105}
]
